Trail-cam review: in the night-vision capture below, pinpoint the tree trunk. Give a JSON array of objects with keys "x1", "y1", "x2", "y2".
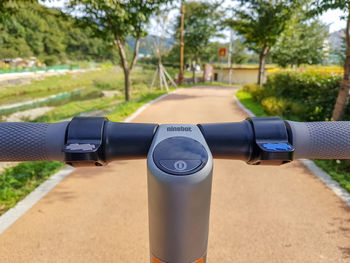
[
  {"x1": 332, "y1": 11, "x2": 350, "y2": 121},
  {"x1": 115, "y1": 36, "x2": 140, "y2": 102},
  {"x1": 129, "y1": 37, "x2": 140, "y2": 71},
  {"x1": 192, "y1": 61, "x2": 196, "y2": 84},
  {"x1": 258, "y1": 45, "x2": 269, "y2": 86},
  {"x1": 124, "y1": 68, "x2": 131, "y2": 101},
  {"x1": 115, "y1": 37, "x2": 131, "y2": 101}
]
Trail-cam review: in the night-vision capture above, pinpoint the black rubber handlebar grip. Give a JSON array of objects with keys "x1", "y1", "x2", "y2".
[
  {"x1": 287, "y1": 121, "x2": 350, "y2": 159},
  {"x1": 0, "y1": 122, "x2": 68, "y2": 162}
]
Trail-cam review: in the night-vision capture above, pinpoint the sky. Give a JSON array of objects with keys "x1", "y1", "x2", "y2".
[
  {"x1": 320, "y1": 9, "x2": 346, "y2": 33},
  {"x1": 43, "y1": 0, "x2": 346, "y2": 35}
]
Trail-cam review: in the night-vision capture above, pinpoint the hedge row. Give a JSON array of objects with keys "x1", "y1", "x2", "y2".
[{"x1": 244, "y1": 70, "x2": 343, "y2": 121}]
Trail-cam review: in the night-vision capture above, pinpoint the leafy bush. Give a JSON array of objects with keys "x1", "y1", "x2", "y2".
[
  {"x1": 43, "y1": 55, "x2": 59, "y2": 66},
  {"x1": 261, "y1": 97, "x2": 289, "y2": 116},
  {"x1": 243, "y1": 83, "x2": 272, "y2": 103},
  {"x1": 244, "y1": 70, "x2": 342, "y2": 121},
  {"x1": 260, "y1": 96, "x2": 306, "y2": 120}
]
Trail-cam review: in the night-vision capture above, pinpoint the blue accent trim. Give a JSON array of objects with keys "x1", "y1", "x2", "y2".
[{"x1": 262, "y1": 143, "x2": 292, "y2": 151}]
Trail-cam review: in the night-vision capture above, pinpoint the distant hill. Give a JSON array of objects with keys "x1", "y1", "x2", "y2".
[
  {"x1": 329, "y1": 29, "x2": 345, "y2": 63},
  {"x1": 329, "y1": 30, "x2": 345, "y2": 51},
  {"x1": 127, "y1": 35, "x2": 175, "y2": 56}
]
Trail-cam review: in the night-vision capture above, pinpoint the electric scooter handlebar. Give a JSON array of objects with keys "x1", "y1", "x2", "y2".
[{"x1": 0, "y1": 117, "x2": 350, "y2": 165}]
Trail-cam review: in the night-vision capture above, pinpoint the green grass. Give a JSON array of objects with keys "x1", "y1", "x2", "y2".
[
  {"x1": 107, "y1": 90, "x2": 170, "y2": 121},
  {"x1": 314, "y1": 160, "x2": 350, "y2": 192},
  {"x1": 0, "y1": 161, "x2": 64, "y2": 215},
  {"x1": 0, "y1": 72, "x2": 92, "y2": 104},
  {"x1": 0, "y1": 68, "x2": 155, "y2": 105},
  {"x1": 31, "y1": 68, "x2": 167, "y2": 122},
  {"x1": 236, "y1": 90, "x2": 266, "y2": 117},
  {"x1": 236, "y1": 88, "x2": 350, "y2": 193},
  {"x1": 32, "y1": 97, "x2": 115, "y2": 122}
]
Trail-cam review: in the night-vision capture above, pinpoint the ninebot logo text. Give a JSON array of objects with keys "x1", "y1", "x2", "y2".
[{"x1": 167, "y1": 126, "x2": 192, "y2": 132}]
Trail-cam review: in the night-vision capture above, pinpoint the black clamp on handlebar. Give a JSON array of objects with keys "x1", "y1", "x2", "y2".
[
  {"x1": 63, "y1": 117, "x2": 107, "y2": 167},
  {"x1": 248, "y1": 117, "x2": 294, "y2": 165}
]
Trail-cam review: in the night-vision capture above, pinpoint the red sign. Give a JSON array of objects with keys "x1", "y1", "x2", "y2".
[{"x1": 219, "y1": 48, "x2": 227, "y2": 57}]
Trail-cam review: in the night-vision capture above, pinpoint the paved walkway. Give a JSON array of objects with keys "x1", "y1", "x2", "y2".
[{"x1": 0, "y1": 86, "x2": 349, "y2": 262}]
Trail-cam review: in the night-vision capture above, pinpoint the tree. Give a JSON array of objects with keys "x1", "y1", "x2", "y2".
[
  {"x1": 175, "y1": 1, "x2": 223, "y2": 83},
  {"x1": 271, "y1": 18, "x2": 329, "y2": 68},
  {"x1": 230, "y1": 38, "x2": 252, "y2": 65},
  {"x1": 311, "y1": 0, "x2": 350, "y2": 120},
  {"x1": 67, "y1": 0, "x2": 172, "y2": 101},
  {"x1": 227, "y1": 0, "x2": 299, "y2": 85}
]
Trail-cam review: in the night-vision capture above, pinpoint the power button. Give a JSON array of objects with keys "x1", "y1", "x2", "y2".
[
  {"x1": 152, "y1": 137, "x2": 208, "y2": 176},
  {"x1": 159, "y1": 159, "x2": 202, "y2": 173},
  {"x1": 174, "y1": 160, "x2": 187, "y2": 170}
]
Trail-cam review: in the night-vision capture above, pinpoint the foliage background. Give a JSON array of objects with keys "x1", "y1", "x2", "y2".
[{"x1": 0, "y1": 2, "x2": 119, "y2": 65}]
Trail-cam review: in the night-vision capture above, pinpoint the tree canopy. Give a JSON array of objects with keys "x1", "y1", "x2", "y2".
[
  {"x1": 175, "y1": 1, "x2": 223, "y2": 65},
  {"x1": 271, "y1": 18, "x2": 329, "y2": 67},
  {"x1": 229, "y1": 0, "x2": 298, "y2": 53},
  {"x1": 228, "y1": 0, "x2": 300, "y2": 84},
  {"x1": 311, "y1": 0, "x2": 350, "y2": 13},
  {"x1": 310, "y1": 0, "x2": 350, "y2": 120},
  {"x1": 67, "y1": 0, "x2": 172, "y2": 101}
]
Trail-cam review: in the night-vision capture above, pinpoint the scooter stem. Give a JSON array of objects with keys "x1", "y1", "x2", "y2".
[{"x1": 147, "y1": 124, "x2": 213, "y2": 263}]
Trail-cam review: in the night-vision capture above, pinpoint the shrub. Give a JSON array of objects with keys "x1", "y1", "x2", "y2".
[
  {"x1": 261, "y1": 97, "x2": 289, "y2": 116},
  {"x1": 243, "y1": 84, "x2": 266, "y2": 102},
  {"x1": 249, "y1": 70, "x2": 342, "y2": 121},
  {"x1": 43, "y1": 55, "x2": 59, "y2": 66}
]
